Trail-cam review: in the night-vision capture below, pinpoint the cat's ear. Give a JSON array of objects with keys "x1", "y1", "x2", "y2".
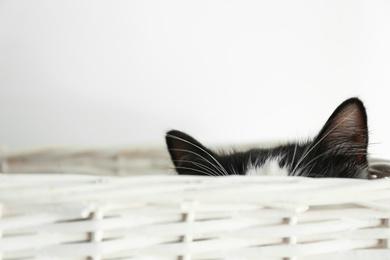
[
  {"x1": 165, "y1": 130, "x2": 219, "y2": 175},
  {"x1": 314, "y1": 98, "x2": 368, "y2": 164}
]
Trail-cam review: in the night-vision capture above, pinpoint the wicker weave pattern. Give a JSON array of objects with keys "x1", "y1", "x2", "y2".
[
  {"x1": 1, "y1": 146, "x2": 390, "y2": 259},
  {"x1": 1, "y1": 174, "x2": 390, "y2": 259}
]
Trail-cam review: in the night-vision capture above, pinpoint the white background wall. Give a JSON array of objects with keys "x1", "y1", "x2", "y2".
[{"x1": 1, "y1": 0, "x2": 389, "y2": 157}]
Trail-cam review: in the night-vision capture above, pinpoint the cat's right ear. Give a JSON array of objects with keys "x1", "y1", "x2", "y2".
[
  {"x1": 165, "y1": 130, "x2": 218, "y2": 175},
  {"x1": 310, "y1": 98, "x2": 369, "y2": 176}
]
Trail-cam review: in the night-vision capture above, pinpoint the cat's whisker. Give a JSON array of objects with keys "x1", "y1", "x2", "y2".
[
  {"x1": 166, "y1": 134, "x2": 230, "y2": 176},
  {"x1": 303, "y1": 163, "x2": 320, "y2": 177},
  {"x1": 298, "y1": 146, "x2": 368, "y2": 178},
  {"x1": 297, "y1": 149, "x2": 335, "y2": 176},
  {"x1": 230, "y1": 165, "x2": 239, "y2": 175},
  {"x1": 172, "y1": 159, "x2": 221, "y2": 176},
  {"x1": 290, "y1": 143, "x2": 299, "y2": 176},
  {"x1": 291, "y1": 143, "x2": 298, "y2": 164},
  {"x1": 168, "y1": 148, "x2": 227, "y2": 176}
]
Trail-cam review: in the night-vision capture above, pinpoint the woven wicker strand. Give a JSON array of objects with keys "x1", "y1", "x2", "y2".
[
  {"x1": 1, "y1": 145, "x2": 390, "y2": 260},
  {"x1": 0, "y1": 145, "x2": 171, "y2": 176}
]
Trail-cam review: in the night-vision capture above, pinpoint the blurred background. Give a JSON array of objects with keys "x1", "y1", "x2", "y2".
[{"x1": 0, "y1": 0, "x2": 389, "y2": 158}]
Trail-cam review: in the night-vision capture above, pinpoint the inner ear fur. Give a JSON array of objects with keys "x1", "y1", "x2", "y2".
[
  {"x1": 165, "y1": 130, "x2": 218, "y2": 175},
  {"x1": 314, "y1": 98, "x2": 368, "y2": 163}
]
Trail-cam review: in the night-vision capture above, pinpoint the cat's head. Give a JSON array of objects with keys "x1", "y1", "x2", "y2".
[{"x1": 165, "y1": 98, "x2": 369, "y2": 178}]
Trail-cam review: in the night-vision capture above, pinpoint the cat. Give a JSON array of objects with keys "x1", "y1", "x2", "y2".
[{"x1": 165, "y1": 97, "x2": 369, "y2": 179}]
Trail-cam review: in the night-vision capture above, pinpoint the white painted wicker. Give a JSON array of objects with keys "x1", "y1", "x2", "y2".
[{"x1": 1, "y1": 145, "x2": 390, "y2": 260}]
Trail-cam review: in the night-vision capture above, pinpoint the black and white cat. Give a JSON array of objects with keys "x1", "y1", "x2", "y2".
[{"x1": 165, "y1": 98, "x2": 369, "y2": 179}]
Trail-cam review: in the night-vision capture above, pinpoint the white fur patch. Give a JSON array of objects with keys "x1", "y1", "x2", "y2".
[{"x1": 245, "y1": 158, "x2": 289, "y2": 176}]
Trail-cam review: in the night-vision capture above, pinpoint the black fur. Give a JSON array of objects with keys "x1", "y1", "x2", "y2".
[{"x1": 165, "y1": 98, "x2": 369, "y2": 179}]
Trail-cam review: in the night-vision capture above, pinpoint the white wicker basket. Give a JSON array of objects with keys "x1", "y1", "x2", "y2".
[{"x1": 1, "y1": 145, "x2": 390, "y2": 260}]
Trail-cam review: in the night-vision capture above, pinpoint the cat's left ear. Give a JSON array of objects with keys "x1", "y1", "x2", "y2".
[
  {"x1": 314, "y1": 98, "x2": 368, "y2": 164},
  {"x1": 165, "y1": 130, "x2": 219, "y2": 175}
]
